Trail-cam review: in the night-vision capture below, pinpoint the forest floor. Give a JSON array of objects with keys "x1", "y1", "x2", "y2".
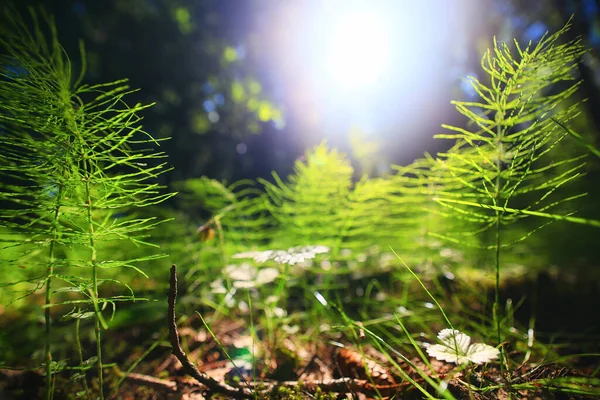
[
  {"x1": 1, "y1": 267, "x2": 599, "y2": 399},
  {"x1": 107, "y1": 317, "x2": 598, "y2": 400}
]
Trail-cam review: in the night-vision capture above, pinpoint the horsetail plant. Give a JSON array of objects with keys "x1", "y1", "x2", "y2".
[
  {"x1": 0, "y1": 8, "x2": 174, "y2": 399},
  {"x1": 422, "y1": 20, "x2": 590, "y2": 361}
]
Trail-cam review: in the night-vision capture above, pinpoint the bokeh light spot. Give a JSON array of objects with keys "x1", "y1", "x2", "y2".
[
  {"x1": 248, "y1": 79, "x2": 262, "y2": 95},
  {"x1": 247, "y1": 97, "x2": 259, "y2": 111},
  {"x1": 203, "y1": 99, "x2": 216, "y2": 112},
  {"x1": 231, "y1": 81, "x2": 245, "y2": 102},
  {"x1": 214, "y1": 93, "x2": 225, "y2": 105},
  {"x1": 174, "y1": 6, "x2": 194, "y2": 35},
  {"x1": 208, "y1": 111, "x2": 220, "y2": 123},
  {"x1": 223, "y1": 46, "x2": 238, "y2": 63},
  {"x1": 236, "y1": 143, "x2": 248, "y2": 154},
  {"x1": 524, "y1": 21, "x2": 548, "y2": 42},
  {"x1": 257, "y1": 101, "x2": 272, "y2": 121},
  {"x1": 191, "y1": 113, "x2": 210, "y2": 134}
]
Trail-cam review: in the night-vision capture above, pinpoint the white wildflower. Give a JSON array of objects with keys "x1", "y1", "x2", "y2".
[
  {"x1": 283, "y1": 324, "x2": 300, "y2": 334},
  {"x1": 426, "y1": 329, "x2": 500, "y2": 365},
  {"x1": 224, "y1": 263, "x2": 280, "y2": 288},
  {"x1": 233, "y1": 245, "x2": 329, "y2": 266},
  {"x1": 210, "y1": 279, "x2": 227, "y2": 294},
  {"x1": 225, "y1": 263, "x2": 254, "y2": 282},
  {"x1": 272, "y1": 307, "x2": 286, "y2": 318},
  {"x1": 255, "y1": 267, "x2": 279, "y2": 285}
]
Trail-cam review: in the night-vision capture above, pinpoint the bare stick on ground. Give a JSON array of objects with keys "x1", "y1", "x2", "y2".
[{"x1": 168, "y1": 264, "x2": 254, "y2": 398}]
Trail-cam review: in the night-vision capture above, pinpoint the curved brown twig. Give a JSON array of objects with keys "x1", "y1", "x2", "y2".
[{"x1": 168, "y1": 264, "x2": 253, "y2": 398}]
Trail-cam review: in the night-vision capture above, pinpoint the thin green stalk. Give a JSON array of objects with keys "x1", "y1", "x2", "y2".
[
  {"x1": 245, "y1": 290, "x2": 257, "y2": 400},
  {"x1": 44, "y1": 261, "x2": 53, "y2": 400},
  {"x1": 45, "y1": 190, "x2": 63, "y2": 400},
  {"x1": 493, "y1": 196, "x2": 501, "y2": 345},
  {"x1": 73, "y1": 106, "x2": 107, "y2": 397},
  {"x1": 196, "y1": 311, "x2": 249, "y2": 385},
  {"x1": 215, "y1": 218, "x2": 227, "y2": 267},
  {"x1": 390, "y1": 249, "x2": 454, "y2": 329},
  {"x1": 64, "y1": 66, "x2": 108, "y2": 397},
  {"x1": 493, "y1": 208, "x2": 504, "y2": 364},
  {"x1": 493, "y1": 126, "x2": 505, "y2": 371},
  {"x1": 83, "y1": 172, "x2": 104, "y2": 400},
  {"x1": 75, "y1": 314, "x2": 91, "y2": 399},
  {"x1": 45, "y1": 242, "x2": 54, "y2": 400}
]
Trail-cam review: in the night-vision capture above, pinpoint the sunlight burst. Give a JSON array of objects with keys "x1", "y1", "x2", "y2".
[{"x1": 323, "y1": 10, "x2": 392, "y2": 90}]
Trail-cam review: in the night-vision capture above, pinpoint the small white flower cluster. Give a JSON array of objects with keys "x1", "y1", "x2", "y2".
[
  {"x1": 211, "y1": 263, "x2": 280, "y2": 292},
  {"x1": 233, "y1": 245, "x2": 330, "y2": 266},
  {"x1": 425, "y1": 329, "x2": 500, "y2": 365},
  {"x1": 223, "y1": 263, "x2": 280, "y2": 289}
]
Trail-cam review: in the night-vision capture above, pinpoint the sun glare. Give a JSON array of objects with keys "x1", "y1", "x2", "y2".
[
  {"x1": 324, "y1": 10, "x2": 392, "y2": 91},
  {"x1": 285, "y1": 0, "x2": 462, "y2": 108},
  {"x1": 264, "y1": 0, "x2": 480, "y2": 144}
]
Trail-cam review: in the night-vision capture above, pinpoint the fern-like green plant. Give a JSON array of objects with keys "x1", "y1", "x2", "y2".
[
  {"x1": 185, "y1": 143, "x2": 449, "y2": 273},
  {"x1": 415, "y1": 20, "x2": 595, "y2": 352},
  {"x1": 259, "y1": 143, "x2": 448, "y2": 270},
  {"x1": 433, "y1": 21, "x2": 596, "y2": 227},
  {"x1": 0, "y1": 8, "x2": 174, "y2": 399},
  {"x1": 259, "y1": 143, "x2": 354, "y2": 253}
]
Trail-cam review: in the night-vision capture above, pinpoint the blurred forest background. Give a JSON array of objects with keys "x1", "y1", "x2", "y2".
[
  {"x1": 8, "y1": 0, "x2": 600, "y2": 184},
  {"x1": 2, "y1": 0, "x2": 600, "y2": 316},
  {"x1": 2, "y1": 0, "x2": 600, "y2": 299}
]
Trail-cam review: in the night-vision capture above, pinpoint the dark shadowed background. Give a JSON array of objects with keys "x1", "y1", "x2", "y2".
[{"x1": 7, "y1": 0, "x2": 600, "y2": 184}]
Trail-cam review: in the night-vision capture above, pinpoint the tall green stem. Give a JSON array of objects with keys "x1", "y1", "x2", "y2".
[
  {"x1": 65, "y1": 84, "x2": 105, "y2": 398},
  {"x1": 83, "y1": 171, "x2": 104, "y2": 399},
  {"x1": 45, "y1": 190, "x2": 63, "y2": 400},
  {"x1": 44, "y1": 246, "x2": 54, "y2": 400},
  {"x1": 493, "y1": 158, "x2": 501, "y2": 344},
  {"x1": 493, "y1": 118, "x2": 505, "y2": 371},
  {"x1": 75, "y1": 313, "x2": 91, "y2": 398},
  {"x1": 494, "y1": 207, "x2": 501, "y2": 345}
]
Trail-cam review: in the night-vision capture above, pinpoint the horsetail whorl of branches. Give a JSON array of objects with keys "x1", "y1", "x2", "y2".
[{"x1": 432, "y1": 19, "x2": 587, "y2": 238}]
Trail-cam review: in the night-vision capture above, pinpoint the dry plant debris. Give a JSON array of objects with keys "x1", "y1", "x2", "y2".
[{"x1": 111, "y1": 265, "x2": 599, "y2": 399}]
